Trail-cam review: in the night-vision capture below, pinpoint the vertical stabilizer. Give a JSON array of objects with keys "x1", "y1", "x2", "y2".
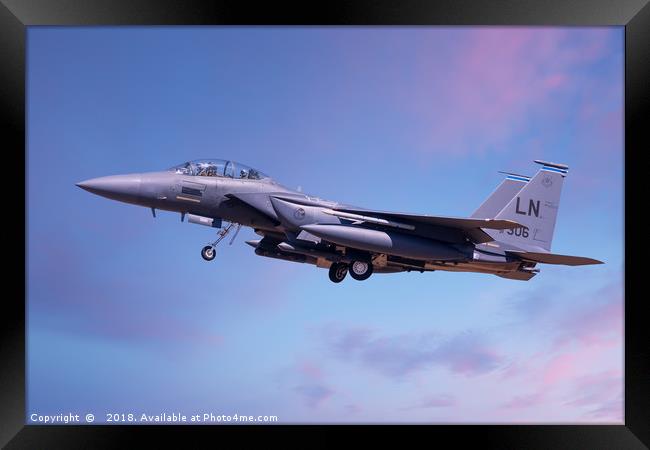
[
  {"x1": 471, "y1": 172, "x2": 530, "y2": 218},
  {"x1": 491, "y1": 161, "x2": 568, "y2": 251}
]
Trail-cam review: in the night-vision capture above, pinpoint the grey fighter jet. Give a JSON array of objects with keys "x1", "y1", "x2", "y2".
[{"x1": 77, "y1": 159, "x2": 602, "y2": 283}]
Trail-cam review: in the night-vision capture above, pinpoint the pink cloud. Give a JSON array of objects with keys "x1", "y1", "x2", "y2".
[
  {"x1": 30, "y1": 269, "x2": 222, "y2": 353},
  {"x1": 421, "y1": 30, "x2": 562, "y2": 154},
  {"x1": 496, "y1": 279, "x2": 622, "y2": 422},
  {"x1": 542, "y1": 352, "x2": 583, "y2": 387},
  {"x1": 552, "y1": 283, "x2": 623, "y2": 349},
  {"x1": 565, "y1": 370, "x2": 623, "y2": 422},
  {"x1": 396, "y1": 28, "x2": 617, "y2": 158},
  {"x1": 501, "y1": 392, "x2": 545, "y2": 409},
  {"x1": 78, "y1": 297, "x2": 225, "y2": 350},
  {"x1": 31, "y1": 237, "x2": 228, "y2": 353},
  {"x1": 506, "y1": 280, "x2": 622, "y2": 354},
  {"x1": 498, "y1": 348, "x2": 621, "y2": 420},
  {"x1": 543, "y1": 73, "x2": 568, "y2": 89},
  {"x1": 585, "y1": 398, "x2": 623, "y2": 421},
  {"x1": 290, "y1": 360, "x2": 335, "y2": 410},
  {"x1": 298, "y1": 360, "x2": 324, "y2": 379}
]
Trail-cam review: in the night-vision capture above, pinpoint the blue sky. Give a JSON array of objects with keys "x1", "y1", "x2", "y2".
[{"x1": 27, "y1": 27, "x2": 623, "y2": 423}]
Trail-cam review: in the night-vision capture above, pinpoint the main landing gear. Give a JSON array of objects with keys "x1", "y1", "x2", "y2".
[
  {"x1": 328, "y1": 260, "x2": 373, "y2": 283},
  {"x1": 329, "y1": 262, "x2": 348, "y2": 283},
  {"x1": 200, "y1": 222, "x2": 242, "y2": 261},
  {"x1": 349, "y1": 260, "x2": 373, "y2": 281}
]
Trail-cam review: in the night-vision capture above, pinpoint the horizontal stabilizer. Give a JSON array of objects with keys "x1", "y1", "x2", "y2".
[
  {"x1": 496, "y1": 271, "x2": 537, "y2": 281},
  {"x1": 507, "y1": 251, "x2": 603, "y2": 266}
]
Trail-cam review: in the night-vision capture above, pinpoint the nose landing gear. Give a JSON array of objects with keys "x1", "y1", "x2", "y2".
[
  {"x1": 200, "y1": 222, "x2": 242, "y2": 261},
  {"x1": 201, "y1": 246, "x2": 216, "y2": 261}
]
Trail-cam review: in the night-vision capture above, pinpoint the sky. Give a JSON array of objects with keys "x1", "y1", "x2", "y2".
[{"x1": 27, "y1": 27, "x2": 623, "y2": 424}]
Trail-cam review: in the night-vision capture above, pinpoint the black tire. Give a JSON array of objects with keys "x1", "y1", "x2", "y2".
[
  {"x1": 201, "y1": 245, "x2": 216, "y2": 261},
  {"x1": 328, "y1": 262, "x2": 348, "y2": 283},
  {"x1": 349, "y1": 260, "x2": 373, "y2": 281}
]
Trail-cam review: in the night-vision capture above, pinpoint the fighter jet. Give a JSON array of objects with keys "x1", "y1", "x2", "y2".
[{"x1": 76, "y1": 159, "x2": 602, "y2": 283}]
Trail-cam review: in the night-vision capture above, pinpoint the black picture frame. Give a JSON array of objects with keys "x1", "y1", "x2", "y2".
[{"x1": 2, "y1": 0, "x2": 647, "y2": 447}]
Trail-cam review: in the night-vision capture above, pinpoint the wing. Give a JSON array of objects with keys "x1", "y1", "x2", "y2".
[
  {"x1": 224, "y1": 192, "x2": 281, "y2": 227},
  {"x1": 331, "y1": 206, "x2": 524, "y2": 244},
  {"x1": 228, "y1": 192, "x2": 525, "y2": 245}
]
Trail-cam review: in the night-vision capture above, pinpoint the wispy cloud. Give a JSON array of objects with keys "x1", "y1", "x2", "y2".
[
  {"x1": 30, "y1": 239, "x2": 224, "y2": 354},
  {"x1": 433, "y1": 332, "x2": 502, "y2": 375},
  {"x1": 552, "y1": 282, "x2": 623, "y2": 349},
  {"x1": 497, "y1": 279, "x2": 623, "y2": 421},
  {"x1": 565, "y1": 370, "x2": 623, "y2": 422},
  {"x1": 294, "y1": 384, "x2": 334, "y2": 409},
  {"x1": 345, "y1": 403, "x2": 362, "y2": 415},
  {"x1": 501, "y1": 392, "x2": 544, "y2": 410},
  {"x1": 28, "y1": 27, "x2": 623, "y2": 423},
  {"x1": 291, "y1": 360, "x2": 335, "y2": 409},
  {"x1": 394, "y1": 28, "x2": 617, "y2": 158},
  {"x1": 505, "y1": 279, "x2": 622, "y2": 348},
  {"x1": 404, "y1": 394, "x2": 456, "y2": 410},
  {"x1": 324, "y1": 325, "x2": 502, "y2": 378}
]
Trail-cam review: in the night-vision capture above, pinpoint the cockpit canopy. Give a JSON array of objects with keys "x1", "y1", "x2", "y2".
[{"x1": 168, "y1": 159, "x2": 272, "y2": 181}]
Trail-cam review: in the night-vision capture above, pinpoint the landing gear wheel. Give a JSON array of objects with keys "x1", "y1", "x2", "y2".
[
  {"x1": 328, "y1": 262, "x2": 348, "y2": 283},
  {"x1": 349, "y1": 260, "x2": 373, "y2": 281},
  {"x1": 201, "y1": 246, "x2": 216, "y2": 261}
]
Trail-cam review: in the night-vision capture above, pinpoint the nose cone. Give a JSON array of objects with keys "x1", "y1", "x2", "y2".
[{"x1": 76, "y1": 174, "x2": 142, "y2": 204}]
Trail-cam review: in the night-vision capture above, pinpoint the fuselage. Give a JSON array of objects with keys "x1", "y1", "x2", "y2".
[
  {"x1": 78, "y1": 170, "x2": 312, "y2": 234},
  {"x1": 77, "y1": 158, "x2": 603, "y2": 282},
  {"x1": 76, "y1": 159, "x2": 541, "y2": 280}
]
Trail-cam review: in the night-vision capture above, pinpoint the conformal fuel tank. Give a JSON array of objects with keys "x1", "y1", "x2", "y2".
[{"x1": 300, "y1": 224, "x2": 468, "y2": 261}]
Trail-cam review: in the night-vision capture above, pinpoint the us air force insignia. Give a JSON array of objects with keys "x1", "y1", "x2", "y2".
[
  {"x1": 542, "y1": 176, "x2": 553, "y2": 188},
  {"x1": 294, "y1": 208, "x2": 306, "y2": 220}
]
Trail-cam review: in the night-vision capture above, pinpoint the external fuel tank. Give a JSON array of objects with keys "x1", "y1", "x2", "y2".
[{"x1": 300, "y1": 224, "x2": 469, "y2": 261}]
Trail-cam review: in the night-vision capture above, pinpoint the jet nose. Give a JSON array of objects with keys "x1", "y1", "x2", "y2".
[{"x1": 76, "y1": 174, "x2": 142, "y2": 203}]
